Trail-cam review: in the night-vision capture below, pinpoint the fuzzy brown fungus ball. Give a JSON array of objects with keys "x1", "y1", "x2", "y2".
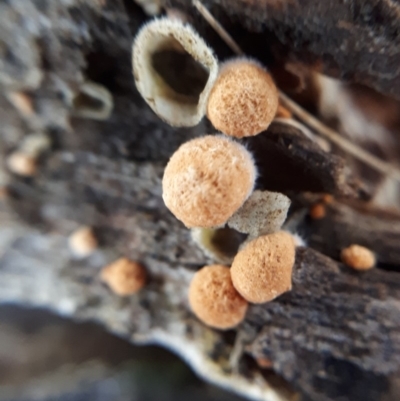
[
  {"x1": 7, "y1": 152, "x2": 37, "y2": 177},
  {"x1": 101, "y1": 258, "x2": 147, "y2": 296},
  {"x1": 188, "y1": 265, "x2": 248, "y2": 329},
  {"x1": 207, "y1": 58, "x2": 279, "y2": 138},
  {"x1": 341, "y1": 245, "x2": 375, "y2": 271},
  {"x1": 163, "y1": 135, "x2": 257, "y2": 228},
  {"x1": 322, "y1": 194, "x2": 334, "y2": 204},
  {"x1": 68, "y1": 226, "x2": 98, "y2": 257},
  {"x1": 310, "y1": 202, "x2": 326, "y2": 220},
  {"x1": 230, "y1": 231, "x2": 295, "y2": 304}
]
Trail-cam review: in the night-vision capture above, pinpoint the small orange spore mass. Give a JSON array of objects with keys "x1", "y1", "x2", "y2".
[
  {"x1": 207, "y1": 58, "x2": 279, "y2": 138},
  {"x1": 68, "y1": 226, "x2": 98, "y2": 257},
  {"x1": 188, "y1": 264, "x2": 248, "y2": 330},
  {"x1": 7, "y1": 152, "x2": 37, "y2": 177},
  {"x1": 230, "y1": 231, "x2": 295, "y2": 303},
  {"x1": 163, "y1": 135, "x2": 256, "y2": 228},
  {"x1": 101, "y1": 257, "x2": 146, "y2": 296},
  {"x1": 341, "y1": 245, "x2": 375, "y2": 271},
  {"x1": 310, "y1": 203, "x2": 326, "y2": 220}
]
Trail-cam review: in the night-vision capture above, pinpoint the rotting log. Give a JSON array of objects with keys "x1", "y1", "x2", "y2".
[
  {"x1": 0, "y1": 1, "x2": 400, "y2": 401},
  {"x1": 166, "y1": 0, "x2": 400, "y2": 99}
]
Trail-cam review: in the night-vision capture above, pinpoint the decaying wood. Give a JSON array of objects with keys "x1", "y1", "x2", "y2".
[
  {"x1": 1, "y1": 1, "x2": 400, "y2": 401},
  {"x1": 243, "y1": 121, "x2": 364, "y2": 198},
  {"x1": 167, "y1": 0, "x2": 400, "y2": 100}
]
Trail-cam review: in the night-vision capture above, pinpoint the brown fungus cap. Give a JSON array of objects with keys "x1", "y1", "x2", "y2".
[
  {"x1": 231, "y1": 231, "x2": 295, "y2": 303},
  {"x1": 162, "y1": 135, "x2": 257, "y2": 228},
  {"x1": 188, "y1": 264, "x2": 248, "y2": 330},
  {"x1": 341, "y1": 245, "x2": 375, "y2": 271},
  {"x1": 68, "y1": 226, "x2": 98, "y2": 257},
  {"x1": 207, "y1": 58, "x2": 279, "y2": 138},
  {"x1": 101, "y1": 257, "x2": 146, "y2": 296}
]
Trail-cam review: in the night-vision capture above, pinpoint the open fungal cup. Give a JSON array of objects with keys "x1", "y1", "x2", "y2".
[
  {"x1": 207, "y1": 58, "x2": 279, "y2": 138},
  {"x1": 227, "y1": 190, "x2": 291, "y2": 238},
  {"x1": 230, "y1": 231, "x2": 295, "y2": 303},
  {"x1": 162, "y1": 135, "x2": 257, "y2": 228},
  {"x1": 132, "y1": 18, "x2": 218, "y2": 127},
  {"x1": 188, "y1": 264, "x2": 248, "y2": 330}
]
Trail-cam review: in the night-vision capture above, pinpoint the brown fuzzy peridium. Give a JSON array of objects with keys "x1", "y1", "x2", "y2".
[
  {"x1": 101, "y1": 257, "x2": 146, "y2": 296},
  {"x1": 188, "y1": 264, "x2": 248, "y2": 330},
  {"x1": 341, "y1": 245, "x2": 376, "y2": 271},
  {"x1": 68, "y1": 226, "x2": 98, "y2": 257},
  {"x1": 163, "y1": 135, "x2": 257, "y2": 228},
  {"x1": 7, "y1": 152, "x2": 37, "y2": 177},
  {"x1": 230, "y1": 231, "x2": 295, "y2": 303},
  {"x1": 207, "y1": 58, "x2": 279, "y2": 138}
]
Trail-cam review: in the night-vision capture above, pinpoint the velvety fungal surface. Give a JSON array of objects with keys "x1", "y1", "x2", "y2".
[
  {"x1": 101, "y1": 257, "x2": 147, "y2": 296},
  {"x1": 341, "y1": 244, "x2": 375, "y2": 271},
  {"x1": 162, "y1": 135, "x2": 256, "y2": 228},
  {"x1": 188, "y1": 264, "x2": 248, "y2": 329},
  {"x1": 231, "y1": 231, "x2": 295, "y2": 303},
  {"x1": 207, "y1": 58, "x2": 278, "y2": 138}
]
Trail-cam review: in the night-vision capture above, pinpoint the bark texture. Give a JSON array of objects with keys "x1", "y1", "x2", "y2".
[
  {"x1": 1, "y1": 1, "x2": 400, "y2": 401},
  {"x1": 168, "y1": 0, "x2": 400, "y2": 99}
]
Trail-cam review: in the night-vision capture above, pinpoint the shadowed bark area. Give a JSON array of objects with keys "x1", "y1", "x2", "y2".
[
  {"x1": 0, "y1": 1, "x2": 400, "y2": 401},
  {"x1": 166, "y1": 0, "x2": 400, "y2": 99}
]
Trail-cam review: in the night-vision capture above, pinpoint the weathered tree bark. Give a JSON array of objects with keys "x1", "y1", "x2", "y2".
[
  {"x1": 1, "y1": 1, "x2": 400, "y2": 401},
  {"x1": 167, "y1": 0, "x2": 400, "y2": 99}
]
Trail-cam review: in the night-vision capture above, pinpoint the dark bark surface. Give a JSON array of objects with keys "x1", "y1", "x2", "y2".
[
  {"x1": 1, "y1": 1, "x2": 400, "y2": 401},
  {"x1": 167, "y1": 0, "x2": 400, "y2": 99}
]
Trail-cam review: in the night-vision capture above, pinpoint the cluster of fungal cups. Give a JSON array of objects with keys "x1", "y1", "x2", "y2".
[{"x1": 133, "y1": 18, "x2": 295, "y2": 330}]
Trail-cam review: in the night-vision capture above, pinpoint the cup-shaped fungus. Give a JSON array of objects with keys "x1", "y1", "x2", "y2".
[
  {"x1": 101, "y1": 258, "x2": 147, "y2": 296},
  {"x1": 207, "y1": 58, "x2": 279, "y2": 138},
  {"x1": 71, "y1": 81, "x2": 113, "y2": 120},
  {"x1": 230, "y1": 231, "x2": 295, "y2": 303},
  {"x1": 191, "y1": 226, "x2": 247, "y2": 264},
  {"x1": 132, "y1": 18, "x2": 218, "y2": 127},
  {"x1": 188, "y1": 264, "x2": 248, "y2": 329},
  {"x1": 227, "y1": 190, "x2": 291, "y2": 238},
  {"x1": 341, "y1": 244, "x2": 375, "y2": 271},
  {"x1": 163, "y1": 135, "x2": 257, "y2": 228}
]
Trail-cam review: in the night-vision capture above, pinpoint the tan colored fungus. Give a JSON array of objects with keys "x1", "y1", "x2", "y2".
[
  {"x1": 6, "y1": 133, "x2": 51, "y2": 177},
  {"x1": 188, "y1": 264, "x2": 248, "y2": 329},
  {"x1": 309, "y1": 202, "x2": 326, "y2": 220},
  {"x1": 133, "y1": 18, "x2": 218, "y2": 127},
  {"x1": 68, "y1": 226, "x2": 98, "y2": 257},
  {"x1": 341, "y1": 244, "x2": 376, "y2": 271},
  {"x1": 322, "y1": 194, "x2": 334, "y2": 204},
  {"x1": 163, "y1": 135, "x2": 257, "y2": 228},
  {"x1": 207, "y1": 58, "x2": 279, "y2": 138},
  {"x1": 101, "y1": 258, "x2": 146, "y2": 296},
  {"x1": 7, "y1": 152, "x2": 37, "y2": 177},
  {"x1": 230, "y1": 231, "x2": 295, "y2": 303}
]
